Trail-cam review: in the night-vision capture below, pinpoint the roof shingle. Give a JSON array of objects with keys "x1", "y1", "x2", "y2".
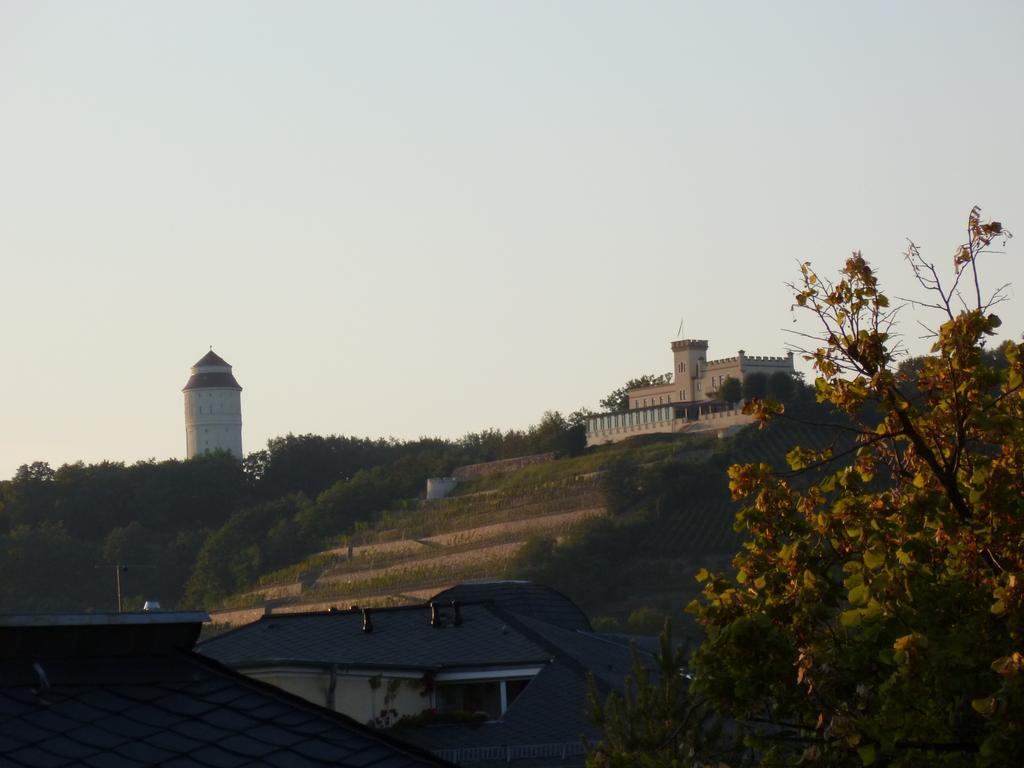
[{"x1": 0, "y1": 614, "x2": 452, "y2": 768}]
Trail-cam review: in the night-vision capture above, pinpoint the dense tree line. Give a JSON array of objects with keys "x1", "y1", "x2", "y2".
[{"x1": 0, "y1": 411, "x2": 587, "y2": 613}]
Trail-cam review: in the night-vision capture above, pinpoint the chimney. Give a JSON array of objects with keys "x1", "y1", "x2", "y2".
[
  {"x1": 451, "y1": 600, "x2": 462, "y2": 626},
  {"x1": 362, "y1": 608, "x2": 373, "y2": 633},
  {"x1": 430, "y1": 602, "x2": 442, "y2": 628}
]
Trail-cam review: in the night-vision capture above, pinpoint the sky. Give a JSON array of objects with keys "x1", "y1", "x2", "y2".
[{"x1": 1, "y1": 1, "x2": 1023, "y2": 479}]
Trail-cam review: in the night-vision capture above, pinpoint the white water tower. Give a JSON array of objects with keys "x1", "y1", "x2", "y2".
[{"x1": 183, "y1": 350, "x2": 243, "y2": 459}]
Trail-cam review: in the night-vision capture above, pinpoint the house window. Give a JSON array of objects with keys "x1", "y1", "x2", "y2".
[
  {"x1": 436, "y1": 678, "x2": 530, "y2": 720},
  {"x1": 436, "y1": 682, "x2": 500, "y2": 719},
  {"x1": 505, "y1": 679, "x2": 529, "y2": 707}
]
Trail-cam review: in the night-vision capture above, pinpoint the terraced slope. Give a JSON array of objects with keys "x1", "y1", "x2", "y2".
[
  {"x1": 208, "y1": 420, "x2": 852, "y2": 628},
  {"x1": 210, "y1": 476, "x2": 607, "y2": 624}
]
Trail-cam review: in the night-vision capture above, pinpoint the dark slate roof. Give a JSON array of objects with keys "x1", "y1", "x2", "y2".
[
  {"x1": 198, "y1": 604, "x2": 551, "y2": 670},
  {"x1": 391, "y1": 607, "x2": 657, "y2": 764},
  {"x1": 194, "y1": 350, "x2": 231, "y2": 368},
  {"x1": 429, "y1": 582, "x2": 592, "y2": 632},
  {"x1": 0, "y1": 611, "x2": 206, "y2": 660},
  {"x1": 0, "y1": 614, "x2": 452, "y2": 768},
  {"x1": 389, "y1": 610, "x2": 661, "y2": 765},
  {"x1": 397, "y1": 661, "x2": 599, "y2": 761},
  {"x1": 197, "y1": 595, "x2": 658, "y2": 767},
  {"x1": 182, "y1": 372, "x2": 242, "y2": 392},
  {"x1": 507, "y1": 613, "x2": 652, "y2": 692}
]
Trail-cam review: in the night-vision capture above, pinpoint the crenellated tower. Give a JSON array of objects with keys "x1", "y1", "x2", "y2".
[
  {"x1": 183, "y1": 350, "x2": 243, "y2": 460},
  {"x1": 670, "y1": 339, "x2": 709, "y2": 401}
]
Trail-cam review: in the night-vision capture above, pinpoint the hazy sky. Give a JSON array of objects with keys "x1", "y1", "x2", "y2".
[{"x1": 2, "y1": 1, "x2": 1023, "y2": 479}]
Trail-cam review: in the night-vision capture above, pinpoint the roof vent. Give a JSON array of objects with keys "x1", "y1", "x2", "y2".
[
  {"x1": 32, "y1": 662, "x2": 51, "y2": 702},
  {"x1": 430, "y1": 602, "x2": 442, "y2": 628},
  {"x1": 451, "y1": 600, "x2": 462, "y2": 626},
  {"x1": 362, "y1": 608, "x2": 373, "y2": 634}
]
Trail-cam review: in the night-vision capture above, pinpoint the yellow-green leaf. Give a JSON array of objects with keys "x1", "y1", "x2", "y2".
[
  {"x1": 858, "y1": 744, "x2": 877, "y2": 766},
  {"x1": 971, "y1": 697, "x2": 997, "y2": 716},
  {"x1": 849, "y1": 584, "x2": 870, "y2": 606},
  {"x1": 840, "y1": 609, "x2": 863, "y2": 627},
  {"x1": 863, "y1": 549, "x2": 885, "y2": 570}
]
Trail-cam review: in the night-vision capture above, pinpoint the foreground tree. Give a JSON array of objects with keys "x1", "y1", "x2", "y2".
[
  {"x1": 587, "y1": 621, "x2": 735, "y2": 767},
  {"x1": 692, "y1": 208, "x2": 1022, "y2": 766}
]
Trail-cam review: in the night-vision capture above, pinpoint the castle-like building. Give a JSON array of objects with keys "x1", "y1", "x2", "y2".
[
  {"x1": 183, "y1": 350, "x2": 243, "y2": 459},
  {"x1": 586, "y1": 338, "x2": 794, "y2": 446}
]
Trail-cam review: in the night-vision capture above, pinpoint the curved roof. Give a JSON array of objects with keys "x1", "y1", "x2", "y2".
[
  {"x1": 183, "y1": 349, "x2": 242, "y2": 391},
  {"x1": 430, "y1": 581, "x2": 592, "y2": 632},
  {"x1": 182, "y1": 371, "x2": 242, "y2": 391}
]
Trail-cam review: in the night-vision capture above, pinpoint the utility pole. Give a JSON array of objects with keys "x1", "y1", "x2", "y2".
[
  {"x1": 115, "y1": 565, "x2": 126, "y2": 613},
  {"x1": 95, "y1": 564, "x2": 152, "y2": 613}
]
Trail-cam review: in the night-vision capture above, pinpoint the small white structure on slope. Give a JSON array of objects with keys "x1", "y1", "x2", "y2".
[{"x1": 183, "y1": 350, "x2": 243, "y2": 459}]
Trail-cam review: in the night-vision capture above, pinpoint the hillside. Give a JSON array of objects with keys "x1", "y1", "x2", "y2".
[
  {"x1": 0, "y1": 397, "x2": 854, "y2": 627},
  {"x1": 0, "y1": 416, "x2": 586, "y2": 614},
  {"x1": 208, "y1": 407, "x2": 854, "y2": 632}
]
